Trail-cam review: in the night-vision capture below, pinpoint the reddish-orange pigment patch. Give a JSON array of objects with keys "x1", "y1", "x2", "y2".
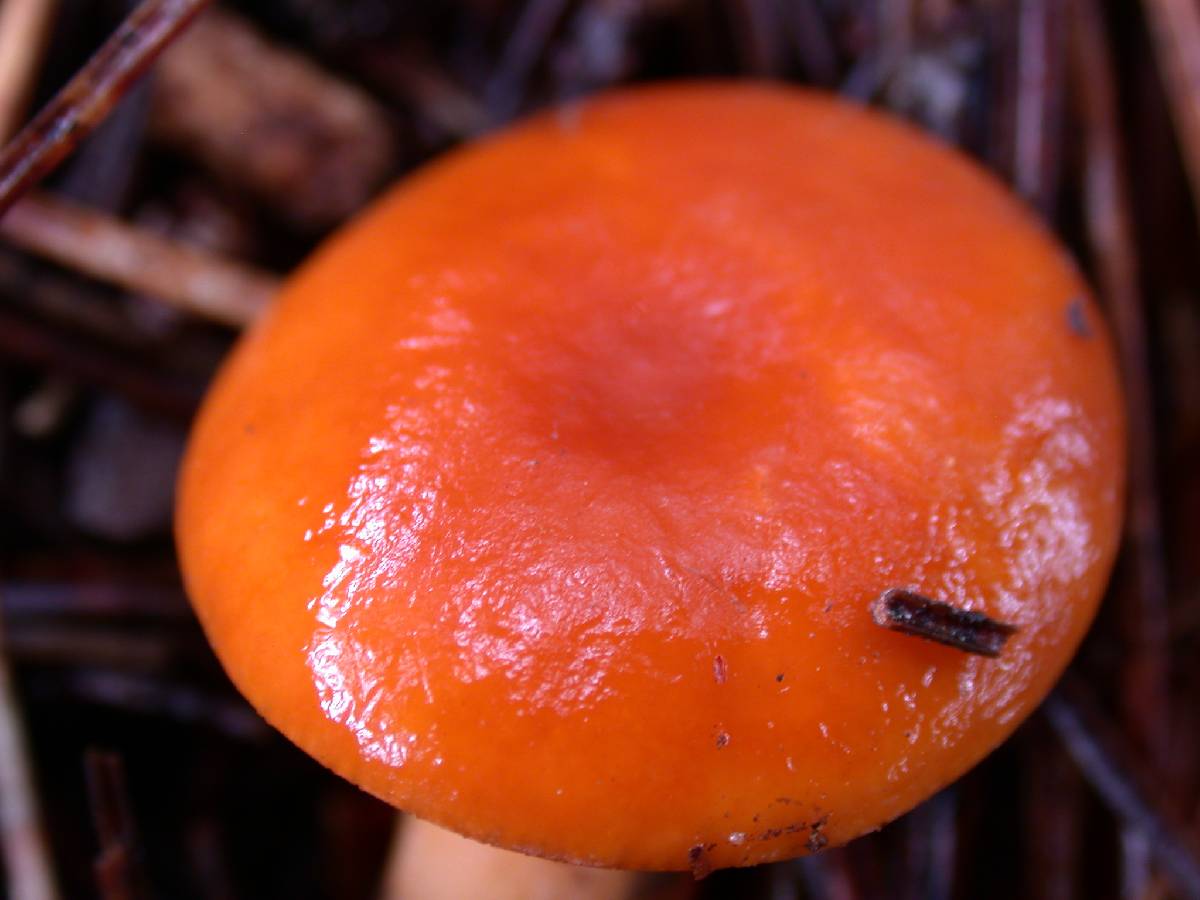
[{"x1": 177, "y1": 83, "x2": 1124, "y2": 871}]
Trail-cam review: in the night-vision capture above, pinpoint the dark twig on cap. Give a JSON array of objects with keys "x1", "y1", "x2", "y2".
[{"x1": 870, "y1": 588, "x2": 1017, "y2": 658}]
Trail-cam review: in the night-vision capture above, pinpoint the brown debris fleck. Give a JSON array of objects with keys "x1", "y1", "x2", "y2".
[
  {"x1": 687, "y1": 843, "x2": 716, "y2": 879},
  {"x1": 713, "y1": 654, "x2": 727, "y2": 684},
  {"x1": 1066, "y1": 297, "x2": 1094, "y2": 337},
  {"x1": 715, "y1": 731, "x2": 730, "y2": 749},
  {"x1": 806, "y1": 814, "x2": 830, "y2": 853},
  {"x1": 750, "y1": 821, "x2": 807, "y2": 842}
]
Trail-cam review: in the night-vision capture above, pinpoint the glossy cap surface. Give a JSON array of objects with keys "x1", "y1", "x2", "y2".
[{"x1": 177, "y1": 83, "x2": 1124, "y2": 871}]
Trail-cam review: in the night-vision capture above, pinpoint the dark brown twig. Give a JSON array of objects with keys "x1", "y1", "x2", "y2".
[
  {"x1": 1044, "y1": 679, "x2": 1200, "y2": 900},
  {"x1": 0, "y1": 0, "x2": 213, "y2": 217},
  {"x1": 870, "y1": 588, "x2": 1017, "y2": 657}
]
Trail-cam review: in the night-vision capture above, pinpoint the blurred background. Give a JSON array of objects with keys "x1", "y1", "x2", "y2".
[{"x1": 0, "y1": 0, "x2": 1197, "y2": 897}]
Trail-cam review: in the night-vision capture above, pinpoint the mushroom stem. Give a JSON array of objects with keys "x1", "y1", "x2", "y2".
[{"x1": 381, "y1": 816, "x2": 641, "y2": 900}]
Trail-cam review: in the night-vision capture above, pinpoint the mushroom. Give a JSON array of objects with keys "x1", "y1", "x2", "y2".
[{"x1": 176, "y1": 83, "x2": 1124, "y2": 884}]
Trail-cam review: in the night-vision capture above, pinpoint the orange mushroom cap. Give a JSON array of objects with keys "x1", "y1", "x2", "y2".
[{"x1": 177, "y1": 83, "x2": 1125, "y2": 872}]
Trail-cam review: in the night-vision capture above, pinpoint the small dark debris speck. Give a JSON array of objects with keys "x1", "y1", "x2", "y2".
[
  {"x1": 775, "y1": 673, "x2": 785, "y2": 683},
  {"x1": 752, "y1": 821, "x2": 808, "y2": 842},
  {"x1": 1066, "y1": 297, "x2": 1093, "y2": 337},
  {"x1": 716, "y1": 731, "x2": 730, "y2": 749},
  {"x1": 713, "y1": 654, "x2": 727, "y2": 684}
]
